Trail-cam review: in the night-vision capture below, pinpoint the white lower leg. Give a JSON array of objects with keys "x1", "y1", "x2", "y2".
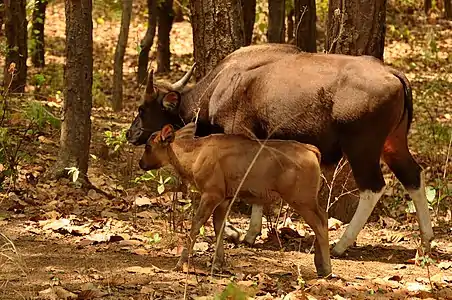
[
  {"x1": 407, "y1": 172, "x2": 434, "y2": 252},
  {"x1": 332, "y1": 188, "x2": 385, "y2": 255},
  {"x1": 244, "y1": 204, "x2": 264, "y2": 245}
]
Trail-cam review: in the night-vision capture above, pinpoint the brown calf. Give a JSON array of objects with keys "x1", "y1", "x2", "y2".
[{"x1": 139, "y1": 122, "x2": 331, "y2": 278}]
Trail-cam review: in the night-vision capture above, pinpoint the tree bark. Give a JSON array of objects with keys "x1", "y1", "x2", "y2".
[
  {"x1": 445, "y1": 0, "x2": 452, "y2": 19},
  {"x1": 189, "y1": 0, "x2": 245, "y2": 80},
  {"x1": 173, "y1": 2, "x2": 184, "y2": 22},
  {"x1": 268, "y1": 0, "x2": 285, "y2": 43},
  {"x1": 242, "y1": 0, "x2": 256, "y2": 46},
  {"x1": 425, "y1": 0, "x2": 432, "y2": 14},
  {"x1": 31, "y1": 0, "x2": 48, "y2": 68},
  {"x1": 156, "y1": 0, "x2": 174, "y2": 73},
  {"x1": 287, "y1": 8, "x2": 294, "y2": 43},
  {"x1": 137, "y1": 0, "x2": 158, "y2": 85},
  {"x1": 326, "y1": 0, "x2": 387, "y2": 61},
  {"x1": 294, "y1": 0, "x2": 317, "y2": 52},
  {"x1": 0, "y1": 2, "x2": 4, "y2": 36},
  {"x1": 54, "y1": 0, "x2": 93, "y2": 181},
  {"x1": 112, "y1": 0, "x2": 133, "y2": 112},
  {"x1": 3, "y1": 0, "x2": 27, "y2": 93}
]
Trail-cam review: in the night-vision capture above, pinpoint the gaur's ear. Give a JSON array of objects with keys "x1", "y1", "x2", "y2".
[
  {"x1": 160, "y1": 124, "x2": 175, "y2": 143},
  {"x1": 161, "y1": 92, "x2": 180, "y2": 112}
]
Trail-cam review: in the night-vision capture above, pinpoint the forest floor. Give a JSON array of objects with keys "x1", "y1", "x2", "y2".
[{"x1": 1, "y1": 0, "x2": 452, "y2": 299}]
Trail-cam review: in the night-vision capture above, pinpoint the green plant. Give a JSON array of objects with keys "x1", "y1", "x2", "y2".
[
  {"x1": 22, "y1": 101, "x2": 60, "y2": 130},
  {"x1": 104, "y1": 128, "x2": 127, "y2": 152},
  {"x1": 214, "y1": 283, "x2": 249, "y2": 300}
]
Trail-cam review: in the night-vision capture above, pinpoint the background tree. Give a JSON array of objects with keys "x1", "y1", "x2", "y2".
[
  {"x1": 3, "y1": 0, "x2": 27, "y2": 92},
  {"x1": 137, "y1": 0, "x2": 157, "y2": 84},
  {"x1": 0, "y1": 2, "x2": 4, "y2": 36},
  {"x1": 53, "y1": 0, "x2": 93, "y2": 182},
  {"x1": 446, "y1": 0, "x2": 452, "y2": 18},
  {"x1": 31, "y1": 0, "x2": 48, "y2": 68},
  {"x1": 294, "y1": 0, "x2": 316, "y2": 52},
  {"x1": 189, "y1": 0, "x2": 244, "y2": 80},
  {"x1": 326, "y1": 0, "x2": 387, "y2": 60},
  {"x1": 425, "y1": 0, "x2": 432, "y2": 14},
  {"x1": 242, "y1": 0, "x2": 256, "y2": 45},
  {"x1": 268, "y1": 0, "x2": 285, "y2": 43},
  {"x1": 287, "y1": 6, "x2": 294, "y2": 42},
  {"x1": 112, "y1": 0, "x2": 133, "y2": 112},
  {"x1": 156, "y1": 0, "x2": 174, "y2": 73}
]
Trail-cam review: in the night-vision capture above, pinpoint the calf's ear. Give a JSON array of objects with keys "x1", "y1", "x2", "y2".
[
  {"x1": 160, "y1": 124, "x2": 175, "y2": 143},
  {"x1": 161, "y1": 92, "x2": 180, "y2": 112}
]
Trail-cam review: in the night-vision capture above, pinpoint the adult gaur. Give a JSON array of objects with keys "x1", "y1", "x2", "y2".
[{"x1": 126, "y1": 43, "x2": 433, "y2": 257}]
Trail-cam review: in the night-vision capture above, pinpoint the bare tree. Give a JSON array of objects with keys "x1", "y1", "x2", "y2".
[
  {"x1": 287, "y1": 8, "x2": 294, "y2": 42},
  {"x1": 112, "y1": 0, "x2": 133, "y2": 112},
  {"x1": 137, "y1": 0, "x2": 157, "y2": 85},
  {"x1": 326, "y1": 0, "x2": 386, "y2": 61},
  {"x1": 268, "y1": 0, "x2": 285, "y2": 43},
  {"x1": 53, "y1": 0, "x2": 93, "y2": 182},
  {"x1": 294, "y1": 0, "x2": 316, "y2": 52},
  {"x1": 189, "y1": 0, "x2": 244, "y2": 80},
  {"x1": 242, "y1": 0, "x2": 256, "y2": 45},
  {"x1": 31, "y1": 0, "x2": 48, "y2": 68},
  {"x1": 3, "y1": 0, "x2": 27, "y2": 92},
  {"x1": 156, "y1": 0, "x2": 174, "y2": 73},
  {"x1": 425, "y1": 0, "x2": 432, "y2": 14}
]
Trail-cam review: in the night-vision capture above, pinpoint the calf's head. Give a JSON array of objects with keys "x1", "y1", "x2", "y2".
[
  {"x1": 139, "y1": 124, "x2": 176, "y2": 171},
  {"x1": 126, "y1": 64, "x2": 196, "y2": 145}
]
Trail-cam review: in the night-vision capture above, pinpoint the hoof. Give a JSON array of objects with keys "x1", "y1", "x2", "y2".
[{"x1": 243, "y1": 235, "x2": 257, "y2": 247}]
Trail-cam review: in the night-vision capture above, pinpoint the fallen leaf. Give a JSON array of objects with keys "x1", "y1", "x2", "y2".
[
  {"x1": 193, "y1": 242, "x2": 209, "y2": 252},
  {"x1": 328, "y1": 218, "x2": 343, "y2": 230},
  {"x1": 125, "y1": 266, "x2": 155, "y2": 274},
  {"x1": 136, "y1": 211, "x2": 155, "y2": 219},
  {"x1": 438, "y1": 261, "x2": 452, "y2": 270},
  {"x1": 135, "y1": 196, "x2": 153, "y2": 206},
  {"x1": 140, "y1": 286, "x2": 155, "y2": 294},
  {"x1": 42, "y1": 218, "x2": 71, "y2": 231},
  {"x1": 406, "y1": 282, "x2": 430, "y2": 292},
  {"x1": 38, "y1": 286, "x2": 77, "y2": 299},
  {"x1": 169, "y1": 245, "x2": 184, "y2": 255},
  {"x1": 133, "y1": 248, "x2": 148, "y2": 255},
  {"x1": 387, "y1": 275, "x2": 403, "y2": 282}
]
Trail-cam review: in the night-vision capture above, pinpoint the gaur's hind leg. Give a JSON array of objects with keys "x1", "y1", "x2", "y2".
[
  {"x1": 382, "y1": 125, "x2": 434, "y2": 253},
  {"x1": 332, "y1": 143, "x2": 386, "y2": 256}
]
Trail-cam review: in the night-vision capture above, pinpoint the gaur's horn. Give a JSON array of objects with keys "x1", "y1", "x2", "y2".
[
  {"x1": 145, "y1": 69, "x2": 155, "y2": 95},
  {"x1": 172, "y1": 63, "x2": 197, "y2": 91}
]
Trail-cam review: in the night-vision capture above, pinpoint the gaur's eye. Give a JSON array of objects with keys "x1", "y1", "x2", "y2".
[{"x1": 138, "y1": 106, "x2": 145, "y2": 115}]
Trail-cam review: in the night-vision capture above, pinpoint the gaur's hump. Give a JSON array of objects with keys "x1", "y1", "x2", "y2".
[{"x1": 175, "y1": 122, "x2": 197, "y2": 140}]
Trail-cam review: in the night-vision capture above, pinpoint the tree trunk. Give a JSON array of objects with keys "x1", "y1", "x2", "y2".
[
  {"x1": 173, "y1": 2, "x2": 184, "y2": 22},
  {"x1": 156, "y1": 0, "x2": 174, "y2": 73},
  {"x1": 54, "y1": 0, "x2": 93, "y2": 181},
  {"x1": 137, "y1": 0, "x2": 157, "y2": 85},
  {"x1": 112, "y1": 0, "x2": 133, "y2": 112},
  {"x1": 445, "y1": 0, "x2": 452, "y2": 19},
  {"x1": 0, "y1": 2, "x2": 4, "y2": 36},
  {"x1": 268, "y1": 0, "x2": 285, "y2": 43},
  {"x1": 326, "y1": 0, "x2": 387, "y2": 61},
  {"x1": 294, "y1": 0, "x2": 317, "y2": 52},
  {"x1": 425, "y1": 0, "x2": 432, "y2": 14},
  {"x1": 3, "y1": 0, "x2": 27, "y2": 93},
  {"x1": 287, "y1": 8, "x2": 294, "y2": 43},
  {"x1": 189, "y1": 0, "x2": 245, "y2": 80},
  {"x1": 31, "y1": 0, "x2": 48, "y2": 68},
  {"x1": 242, "y1": 0, "x2": 256, "y2": 46}
]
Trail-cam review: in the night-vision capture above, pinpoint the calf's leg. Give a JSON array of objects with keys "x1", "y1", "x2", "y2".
[
  {"x1": 176, "y1": 190, "x2": 224, "y2": 269},
  {"x1": 292, "y1": 200, "x2": 331, "y2": 277},
  {"x1": 212, "y1": 200, "x2": 230, "y2": 271}
]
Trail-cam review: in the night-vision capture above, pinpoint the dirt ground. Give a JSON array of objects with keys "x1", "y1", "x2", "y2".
[{"x1": 1, "y1": 0, "x2": 452, "y2": 299}]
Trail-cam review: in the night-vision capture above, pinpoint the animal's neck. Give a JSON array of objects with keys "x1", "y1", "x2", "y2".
[
  {"x1": 166, "y1": 141, "x2": 199, "y2": 181},
  {"x1": 178, "y1": 84, "x2": 210, "y2": 123}
]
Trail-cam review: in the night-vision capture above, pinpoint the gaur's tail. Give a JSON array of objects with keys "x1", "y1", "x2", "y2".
[{"x1": 388, "y1": 67, "x2": 413, "y2": 134}]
